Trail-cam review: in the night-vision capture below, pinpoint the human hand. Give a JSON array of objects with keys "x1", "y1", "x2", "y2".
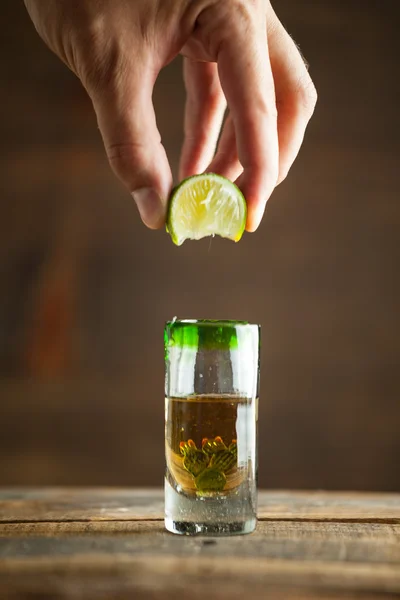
[{"x1": 24, "y1": 0, "x2": 316, "y2": 232}]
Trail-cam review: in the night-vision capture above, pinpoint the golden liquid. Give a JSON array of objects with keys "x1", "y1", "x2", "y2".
[{"x1": 165, "y1": 395, "x2": 256, "y2": 496}]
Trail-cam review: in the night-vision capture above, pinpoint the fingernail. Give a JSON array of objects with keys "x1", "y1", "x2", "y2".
[{"x1": 132, "y1": 187, "x2": 164, "y2": 229}]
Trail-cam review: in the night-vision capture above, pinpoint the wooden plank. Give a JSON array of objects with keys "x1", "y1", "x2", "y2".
[
  {"x1": 1, "y1": 521, "x2": 399, "y2": 564},
  {"x1": 1, "y1": 519, "x2": 399, "y2": 540},
  {"x1": 258, "y1": 490, "x2": 400, "y2": 522},
  {"x1": 0, "y1": 582, "x2": 398, "y2": 600},
  {"x1": 0, "y1": 554, "x2": 399, "y2": 599},
  {"x1": 0, "y1": 488, "x2": 164, "y2": 522},
  {"x1": 1, "y1": 489, "x2": 400, "y2": 523}
]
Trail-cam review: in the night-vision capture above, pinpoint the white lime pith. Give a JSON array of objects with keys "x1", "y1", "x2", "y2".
[{"x1": 166, "y1": 173, "x2": 247, "y2": 246}]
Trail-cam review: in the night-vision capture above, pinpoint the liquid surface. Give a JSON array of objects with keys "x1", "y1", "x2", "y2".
[{"x1": 165, "y1": 395, "x2": 257, "y2": 497}]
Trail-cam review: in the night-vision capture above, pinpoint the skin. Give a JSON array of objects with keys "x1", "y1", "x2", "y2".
[{"x1": 24, "y1": 0, "x2": 317, "y2": 232}]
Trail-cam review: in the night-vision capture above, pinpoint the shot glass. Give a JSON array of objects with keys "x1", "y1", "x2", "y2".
[{"x1": 164, "y1": 319, "x2": 260, "y2": 536}]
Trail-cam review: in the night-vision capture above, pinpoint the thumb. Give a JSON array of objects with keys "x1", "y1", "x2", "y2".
[{"x1": 90, "y1": 66, "x2": 172, "y2": 229}]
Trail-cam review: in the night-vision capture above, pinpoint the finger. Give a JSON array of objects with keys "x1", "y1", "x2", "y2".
[
  {"x1": 89, "y1": 62, "x2": 172, "y2": 229},
  {"x1": 179, "y1": 58, "x2": 226, "y2": 180},
  {"x1": 207, "y1": 114, "x2": 243, "y2": 182},
  {"x1": 268, "y1": 21, "x2": 317, "y2": 185},
  {"x1": 197, "y1": 4, "x2": 279, "y2": 231}
]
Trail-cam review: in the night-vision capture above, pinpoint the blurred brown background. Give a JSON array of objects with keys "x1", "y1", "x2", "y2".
[{"x1": 1, "y1": 0, "x2": 399, "y2": 490}]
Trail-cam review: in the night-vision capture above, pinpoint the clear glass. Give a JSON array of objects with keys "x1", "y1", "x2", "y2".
[{"x1": 164, "y1": 319, "x2": 260, "y2": 536}]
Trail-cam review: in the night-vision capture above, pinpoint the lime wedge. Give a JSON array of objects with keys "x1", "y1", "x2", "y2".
[{"x1": 166, "y1": 173, "x2": 247, "y2": 246}]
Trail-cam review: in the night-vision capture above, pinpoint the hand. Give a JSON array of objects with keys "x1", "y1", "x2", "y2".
[{"x1": 25, "y1": 0, "x2": 317, "y2": 232}]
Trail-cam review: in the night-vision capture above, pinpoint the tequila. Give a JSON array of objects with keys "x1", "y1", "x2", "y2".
[{"x1": 165, "y1": 395, "x2": 257, "y2": 497}]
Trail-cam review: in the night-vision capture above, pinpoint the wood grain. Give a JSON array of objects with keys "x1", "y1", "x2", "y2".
[
  {"x1": 1, "y1": 489, "x2": 399, "y2": 523},
  {"x1": 1, "y1": 0, "x2": 400, "y2": 495},
  {"x1": 1, "y1": 489, "x2": 400, "y2": 599},
  {"x1": 0, "y1": 554, "x2": 400, "y2": 599},
  {"x1": 1, "y1": 520, "x2": 400, "y2": 564}
]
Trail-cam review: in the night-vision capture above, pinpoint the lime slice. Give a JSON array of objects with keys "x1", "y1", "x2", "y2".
[{"x1": 166, "y1": 173, "x2": 247, "y2": 246}]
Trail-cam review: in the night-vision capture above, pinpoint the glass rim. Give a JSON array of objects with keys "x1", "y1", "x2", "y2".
[
  {"x1": 165, "y1": 318, "x2": 259, "y2": 328},
  {"x1": 164, "y1": 318, "x2": 260, "y2": 353}
]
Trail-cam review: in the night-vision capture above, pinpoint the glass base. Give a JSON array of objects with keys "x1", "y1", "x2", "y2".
[
  {"x1": 165, "y1": 518, "x2": 256, "y2": 536},
  {"x1": 164, "y1": 476, "x2": 257, "y2": 537}
]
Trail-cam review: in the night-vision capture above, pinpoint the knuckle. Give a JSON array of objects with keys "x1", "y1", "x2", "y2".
[
  {"x1": 106, "y1": 142, "x2": 147, "y2": 187},
  {"x1": 253, "y1": 94, "x2": 278, "y2": 121},
  {"x1": 107, "y1": 141, "x2": 143, "y2": 162},
  {"x1": 295, "y1": 76, "x2": 318, "y2": 118},
  {"x1": 228, "y1": 0, "x2": 265, "y2": 32},
  {"x1": 72, "y1": 16, "x2": 134, "y2": 96},
  {"x1": 195, "y1": 0, "x2": 263, "y2": 59},
  {"x1": 191, "y1": 78, "x2": 225, "y2": 112},
  {"x1": 207, "y1": 85, "x2": 226, "y2": 110},
  {"x1": 80, "y1": 40, "x2": 128, "y2": 95}
]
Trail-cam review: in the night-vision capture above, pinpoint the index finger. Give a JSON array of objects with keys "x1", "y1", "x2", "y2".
[{"x1": 201, "y1": 3, "x2": 279, "y2": 231}]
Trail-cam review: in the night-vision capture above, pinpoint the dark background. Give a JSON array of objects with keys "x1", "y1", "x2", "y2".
[{"x1": 1, "y1": 0, "x2": 399, "y2": 490}]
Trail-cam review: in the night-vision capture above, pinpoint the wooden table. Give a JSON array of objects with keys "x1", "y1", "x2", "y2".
[{"x1": 0, "y1": 489, "x2": 399, "y2": 599}]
